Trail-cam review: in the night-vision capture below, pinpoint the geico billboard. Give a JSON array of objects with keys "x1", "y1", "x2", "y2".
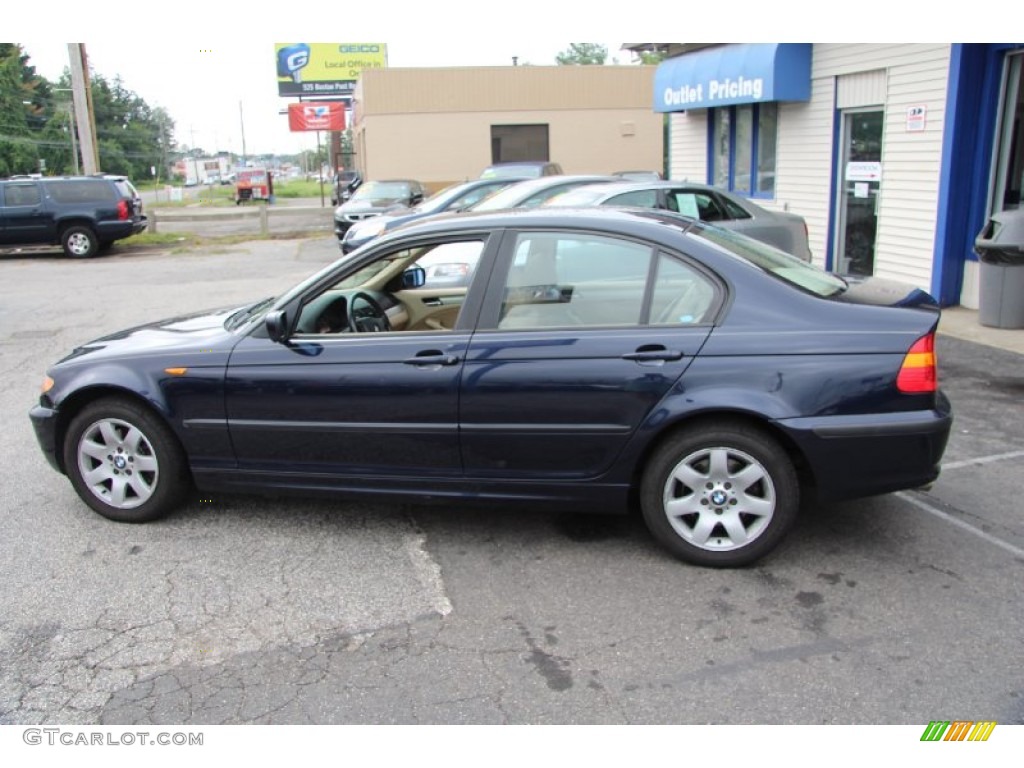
[{"x1": 275, "y1": 43, "x2": 388, "y2": 96}]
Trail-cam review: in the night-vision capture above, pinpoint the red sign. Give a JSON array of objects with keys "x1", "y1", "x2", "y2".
[{"x1": 287, "y1": 102, "x2": 346, "y2": 132}]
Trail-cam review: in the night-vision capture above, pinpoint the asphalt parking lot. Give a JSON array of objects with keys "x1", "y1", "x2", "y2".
[{"x1": 0, "y1": 238, "x2": 1021, "y2": 725}]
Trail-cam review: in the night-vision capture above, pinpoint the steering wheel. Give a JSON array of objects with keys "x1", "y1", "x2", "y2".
[{"x1": 347, "y1": 291, "x2": 392, "y2": 333}]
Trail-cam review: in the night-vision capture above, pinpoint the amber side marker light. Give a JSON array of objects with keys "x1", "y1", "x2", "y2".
[
  {"x1": 41, "y1": 376, "x2": 54, "y2": 394},
  {"x1": 164, "y1": 367, "x2": 188, "y2": 376},
  {"x1": 897, "y1": 333, "x2": 937, "y2": 394}
]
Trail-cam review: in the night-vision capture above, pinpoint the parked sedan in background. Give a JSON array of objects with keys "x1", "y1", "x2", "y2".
[
  {"x1": 340, "y1": 176, "x2": 527, "y2": 253},
  {"x1": 479, "y1": 161, "x2": 563, "y2": 179},
  {"x1": 333, "y1": 179, "x2": 425, "y2": 240},
  {"x1": 467, "y1": 174, "x2": 620, "y2": 212},
  {"x1": 31, "y1": 208, "x2": 951, "y2": 568},
  {"x1": 546, "y1": 180, "x2": 813, "y2": 260}
]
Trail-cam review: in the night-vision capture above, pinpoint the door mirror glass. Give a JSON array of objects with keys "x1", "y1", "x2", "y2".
[
  {"x1": 265, "y1": 310, "x2": 290, "y2": 343},
  {"x1": 401, "y1": 266, "x2": 426, "y2": 289}
]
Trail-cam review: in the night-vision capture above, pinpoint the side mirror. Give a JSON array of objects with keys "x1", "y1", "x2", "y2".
[
  {"x1": 401, "y1": 267, "x2": 426, "y2": 289},
  {"x1": 265, "y1": 310, "x2": 290, "y2": 343}
]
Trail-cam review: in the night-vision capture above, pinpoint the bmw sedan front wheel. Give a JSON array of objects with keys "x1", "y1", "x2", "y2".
[
  {"x1": 63, "y1": 398, "x2": 191, "y2": 523},
  {"x1": 640, "y1": 423, "x2": 799, "y2": 568}
]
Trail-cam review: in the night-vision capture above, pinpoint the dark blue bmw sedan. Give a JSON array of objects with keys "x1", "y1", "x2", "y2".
[{"x1": 29, "y1": 209, "x2": 952, "y2": 567}]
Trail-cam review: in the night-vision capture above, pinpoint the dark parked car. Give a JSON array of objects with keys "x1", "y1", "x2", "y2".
[
  {"x1": 467, "y1": 174, "x2": 620, "y2": 212},
  {"x1": 333, "y1": 179, "x2": 425, "y2": 239},
  {"x1": 0, "y1": 175, "x2": 147, "y2": 258},
  {"x1": 330, "y1": 170, "x2": 363, "y2": 206},
  {"x1": 340, "y1": 176, "x2": 527, "y2": 253},
  {"x1": 546, "y1": 180, "x2": 813, "y2": 260},
  {"x1": 480, "y1": 161, "x2": 563, "y2": 179},
  {"x1": 30, "y1": 208, "x2": 951, "y2": 568}
]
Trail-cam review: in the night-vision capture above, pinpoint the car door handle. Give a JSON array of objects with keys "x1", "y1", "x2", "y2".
[
  {"x1": 622, "y1": 345, "x2": 684, "y2": 362},
  {"x1": 403, "y1": 351, "x2": 461, "y2": 366}
]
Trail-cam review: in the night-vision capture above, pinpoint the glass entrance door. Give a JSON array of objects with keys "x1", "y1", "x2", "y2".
[
  {"x1": 991, "y1": 51, "x2": 1023, "y2": 212},
  {"x1": 836, "y1": 110, "x2": 884, "y2": 275}
]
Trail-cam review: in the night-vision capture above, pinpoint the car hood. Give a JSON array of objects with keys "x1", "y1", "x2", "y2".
[
  {"x1": 834, "y1": 275, "x2": 939, "y2": 310},
  {"x1": 55, "y1": 303, "x2": 249, "y2": 367}
]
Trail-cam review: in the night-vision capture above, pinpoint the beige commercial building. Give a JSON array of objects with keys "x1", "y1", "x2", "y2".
[{"x1": 351, "y1": 65, "x2": 663, "y2": 189}]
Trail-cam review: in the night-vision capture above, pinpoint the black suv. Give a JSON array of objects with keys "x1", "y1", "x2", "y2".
[{"x1": 0, "y1": 175, "x2": 147, "y2": 258}]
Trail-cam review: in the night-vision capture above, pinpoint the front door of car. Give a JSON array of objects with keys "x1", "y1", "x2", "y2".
[
  {"x1": 461, "y1": 230, "x2": 719, "y2": 479},
  {"x1": 223, "y1": 237, "x2": 493, "y2": 481},
  {"x1": 0, "y1": 182, "x2": 51, "y2": 245}
]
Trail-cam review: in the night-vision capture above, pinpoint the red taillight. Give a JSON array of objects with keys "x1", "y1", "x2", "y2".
[
  {"x1": 897, "y1": 333, "x2": 937, "y2": 393},
  {"x1": 117, "y1": 199, "x2": 129, "y2": 220}
]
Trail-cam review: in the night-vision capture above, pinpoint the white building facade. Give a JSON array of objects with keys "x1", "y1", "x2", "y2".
[{"x1": 656, "y1": 43, "x2": 1024, "y2": 307}]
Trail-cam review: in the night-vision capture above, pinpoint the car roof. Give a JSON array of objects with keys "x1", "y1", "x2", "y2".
[
  {"x1": 380, "y1": 205, "x2": 697, "y2": 242},
  {"x1": 483, "y1": 174, "x2": 619, "y2": 197},
  {"x1": 484, "y1": 161, "x2": 557, "y2": 168},
  {"x1": 571, "y1": 179, "x2": 723, "y2": 195}
]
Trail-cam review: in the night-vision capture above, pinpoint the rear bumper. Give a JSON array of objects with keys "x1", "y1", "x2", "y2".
[
  {"x1": 97, "y1": 217, "x2": 148, "y2": 241},
  {"x1": 777, "y1": 392, "x2": 953, "y2": 501}
]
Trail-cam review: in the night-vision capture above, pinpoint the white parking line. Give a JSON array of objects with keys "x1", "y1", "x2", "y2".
[
  {"x1": 895, "y1": 491, "x2": 1024, "y2": 559},
  {"x1": 940, "y1": 450, "x2": 1024, "y2": 471}
]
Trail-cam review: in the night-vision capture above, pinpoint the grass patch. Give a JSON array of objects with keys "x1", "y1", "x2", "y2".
[
  {"x1": 273, "y1": 179, "x2": 333, "y2": 198},
  {"x1": 118, "y1": 229, "x2": 325, "y2": 253}
]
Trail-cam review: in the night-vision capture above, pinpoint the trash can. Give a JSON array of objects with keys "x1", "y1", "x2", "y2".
[{"x1": 974, "y1": 208, "x2": 1024, "y2": 329}]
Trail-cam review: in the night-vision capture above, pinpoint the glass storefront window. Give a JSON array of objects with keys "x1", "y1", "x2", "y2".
[
  {"x1": 757, "y1": 105, "x2": 778, "y2": 195},
  {"x1": 710, "y1": 103, "x2": 778, "y2": 198},
  {"x1": 734, "y1": 106, "x2": 753, "y2": 193},
  {"x1": 713, "y1": 109, "x2": 730, "y2": 188}
]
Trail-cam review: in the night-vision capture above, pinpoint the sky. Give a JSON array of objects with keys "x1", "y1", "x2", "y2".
[
  {"x1": 15, "y1": 36, "x2": 631, "y2": 156},
  {"x1": 9, "y1": 2, "x2": 1006, "y2": 158}
]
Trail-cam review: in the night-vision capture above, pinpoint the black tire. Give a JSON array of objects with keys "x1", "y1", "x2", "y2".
[
  {"x1": 63, "y1": 398, "x2": 192, "y2": 523},
  {"x1": 61, "y1": 225, "x2": 99, "y2": 258},
  {"x1": 640, "y1": 422, "x2": 799, "y2": 568}
]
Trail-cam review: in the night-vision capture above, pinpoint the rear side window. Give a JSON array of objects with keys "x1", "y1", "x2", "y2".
[
  {"x1": 718, "y1": 194, "x2": 752, "y2": 220},
  {"x1": 113, "y1": 180, "x2": 138, "y2": 199},
  {"x1": 44, "y1": 180, "x2": 116, "y2": 203},
  {"x1": 2, "y1": 184, "x2": 42, "y2": 206},
  {"x1": 669, "y1": 191, "x2": 728, "y2": 222}
]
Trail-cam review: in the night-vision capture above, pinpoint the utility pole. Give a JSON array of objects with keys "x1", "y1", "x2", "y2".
[
  {"x1": 239, "y1": 101, "x2": 248, "y2": 167},
  {"x1": 67, "y1": 44, "x2": 99, "y2": 174}
]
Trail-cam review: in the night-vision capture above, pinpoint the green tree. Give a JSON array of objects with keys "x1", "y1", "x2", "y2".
[
  {"x1": 0, "y1": 44, "x2": 50, "y2": 175},
  {"x1": 638, "y1": 49, "x2": 666, "y2": 65},
  {"x1": 2, "y1": 45, "x2": 178, "y2": 179},
  {"x1": 87, "y1": 75, "x2": 176, "y2": 180},
  {"x1": 555, "y1": 44, "x2": 608, "y2": 66}
]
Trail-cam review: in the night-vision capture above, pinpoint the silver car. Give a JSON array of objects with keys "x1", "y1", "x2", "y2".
[{"x1": 545, "y1": 180, "x2": 812, "y2": 261}]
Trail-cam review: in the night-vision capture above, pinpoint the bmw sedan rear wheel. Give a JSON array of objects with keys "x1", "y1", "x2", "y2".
[
  {"x1": 63, "y1": 398, "x2": 191, "y2": 523},
  {"x1": 641, "y1": 423, "x2": 799, "y2": 568}
]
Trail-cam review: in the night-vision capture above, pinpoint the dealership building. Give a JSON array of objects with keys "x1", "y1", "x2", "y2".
[
  {"x1": 650, "y1": 43, "x2": 1024, "y2": 308},
  {"x1": 350, "y1": 65, "x2": 663, "y2": 189}
]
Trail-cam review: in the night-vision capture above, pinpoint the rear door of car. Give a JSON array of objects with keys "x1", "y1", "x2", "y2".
[{"x1": 460, "y1": 228, "x2": 721, "y2": 480}]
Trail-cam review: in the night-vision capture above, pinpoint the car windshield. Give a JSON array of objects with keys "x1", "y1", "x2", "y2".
[
  {"x1": 412, "y1": 183, "x2": 462, "y2": 212},
  {"x1": 688, "y1": 225, "x2": 847, "y2": 297},
  {"x1": 481, "y1": 164, "x2": 543, "y2": 179},
  {"x1": 544, "y1": 188, "x2": 606, "y2": 206},
  {"x1": 351, "y1": 181, "x2": 411, "y2": 201},
  {"x1": 469, "y1": 180, "x2": 560, "y2": 211}
]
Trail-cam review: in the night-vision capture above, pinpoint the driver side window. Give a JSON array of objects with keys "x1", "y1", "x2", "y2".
[{"x1": 294, "y1": 238, "x2": 486, "y2": 335}]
